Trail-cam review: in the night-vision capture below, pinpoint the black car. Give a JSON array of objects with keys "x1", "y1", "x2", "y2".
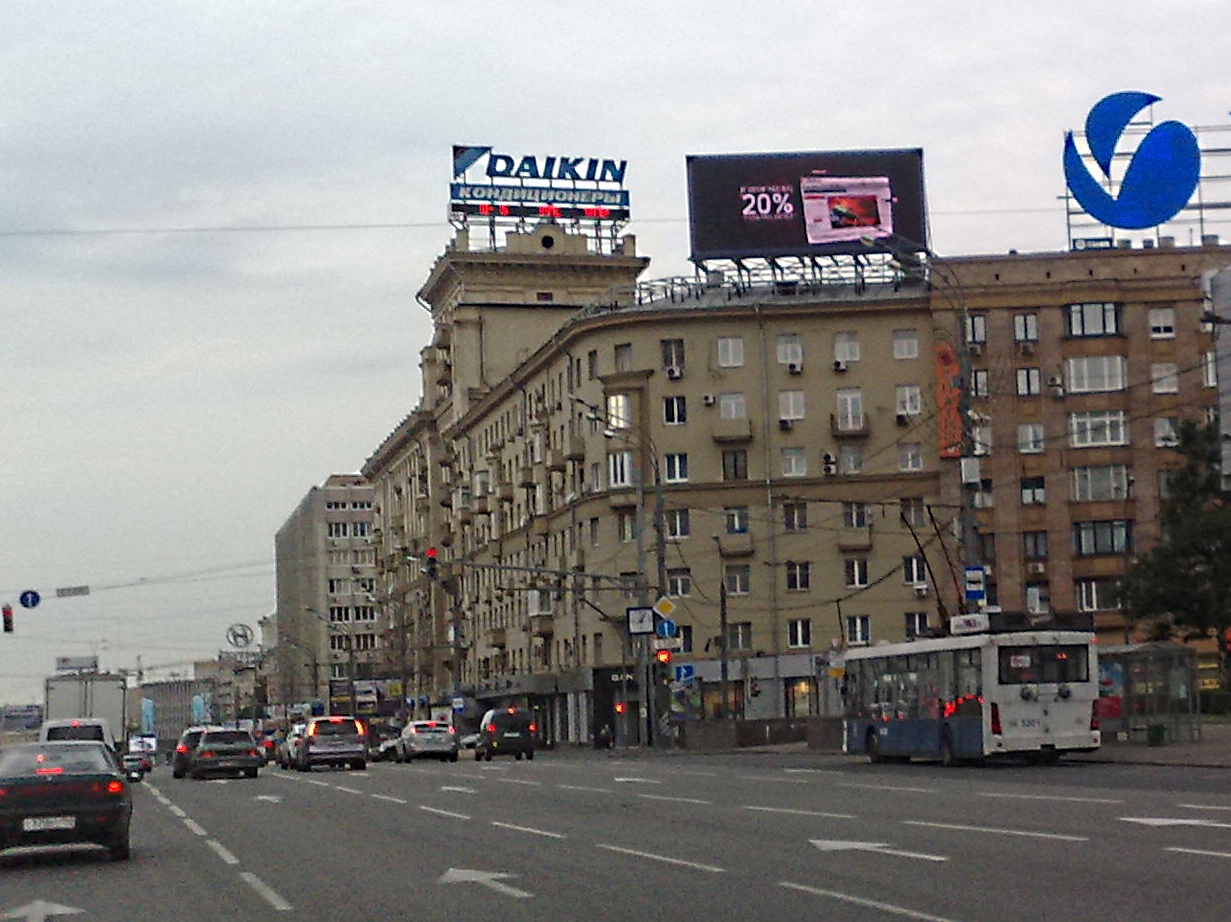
[
  {"x1": 171, "y1": 725, "x2": 213, "y2": 779},
  {"x1": 474, "y1": 708, "x2": 536, "y2": 761},
  {"x1": 0, "y1": 741, "x2": 141, "y2": 861}
]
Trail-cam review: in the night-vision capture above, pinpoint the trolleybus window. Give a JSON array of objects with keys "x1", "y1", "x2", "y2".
[{"x1": 998, "y1": 645, "x2": 1089, "y2": 685}]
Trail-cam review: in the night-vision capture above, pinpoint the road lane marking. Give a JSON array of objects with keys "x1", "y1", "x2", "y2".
[
  {"x1": 841, "y1": 782, "x2": 938, "y2": 794},
  {"x1": 1121, "y1": 816, "x2": 1231, "y2": 829},
  {"x1": 780, "y1": 882, "x2": 962, "y2": 922},
  {"x1": 784, "y1": 768, "x2": 845, "y2": 776},
  {"x1": 904, "y1": 820, "x2": 1087, "y2": 841},
  {"x1": 557, "y1": 784, "x2": 614, "y2": 794},
  {"x1": 333, "y1": 785, "x2": 363, "y2": 794},
  {"x1": 1166, "y1": 847, "x2": 1231, "y2": 859},
  {"x1": 744, "y1": 805, "x2": 856, "y2": 820},
  {"x1": 735, "y1": 775, "x2": 809, "y2": 784},
  {"x1": 811, "y1": 839, "x2": 946, "y2": 862},
  {"x1": 978, "y1": 792, "x2": 1123, "y2": 804},
  {"x1": 497, "y1": 778, "x2": 542, "y2": 786},
  {"x1": 597, "y1": 844, "x2": 725, "y2": 873},
  {"x1": 1178, "y1": 803, "x2": 1231, "y2": 812},
  {"x1": 207, "y1": 840, "x2": 240, "y2": 865},
  {"x1": 241, "y1": 871, "x2": 294, "y2": 912},
  {"x1": 301, "y1": 778, "x2": 332, "y2": 787},
  {"x1": 420, "y1": 805, "x2": 471, "y2": 820},
  {"x1": 372, "y1": 794, "x2": 407, "y2": 804},
  {"x1": 491, "y1": 821, "x2": 567, "y2": 839},
  {"x1": 613, "y1": 777, "x2": 662, "y2": 784},
  {"x1": 638, "y1": 794, "x2": 712, "y2": 805},
  {"x1": 182, "y1": 818, "x2": 208, "y2": 837},
  {"x1": 667, "y1": 769, "x2": 718, "y2": 778},
  {"x1": 439, "y1": 868, "x2": 532, "y2": 899},
  {"x1": 168, "y1": 805, "x2": 187, "y2": 818}
]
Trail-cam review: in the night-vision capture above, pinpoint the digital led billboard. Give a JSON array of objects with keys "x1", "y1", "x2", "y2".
[{"x1": 686, "y1": 149, "x2": 927, "y2": 261}]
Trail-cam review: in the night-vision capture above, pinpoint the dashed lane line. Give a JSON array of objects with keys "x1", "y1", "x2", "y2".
[
  {"x1": 780, "y1": 882, "x2": 964, "y2": 922},
  {"x1": 903, "y1": 820, "x2": 1088, "y2": 842},
  {"x1": 596, "y1": 844, "x2": 725, "y2": 873},
  {"x1": 491, "y1": 821, "x2": 567, "y2": 839}
]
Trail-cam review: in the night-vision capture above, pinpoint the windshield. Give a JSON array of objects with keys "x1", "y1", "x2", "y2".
[
  {"x1": 44, "y1": 725, "x2": 107, "y2": 742},
  {"x1": 998, "y1": 645, "x2": 1090, "y2": 684}
]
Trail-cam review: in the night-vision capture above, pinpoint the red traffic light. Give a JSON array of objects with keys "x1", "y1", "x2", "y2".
[
  {"x1": 2, "y1": 603, "x2": 12, "y2": 634},
  {"x1": 614, "y1": 702, "x2": 626, "y2": 714},
  {"x1": 654, "y1": 648, "x2": 672, "y2": 665},
  {"x1": 423, "y1": 546, "x2": 439, "y2": 579},
  {"x1": 426, "y1": 546, "x2": 438, "y2": 558}
]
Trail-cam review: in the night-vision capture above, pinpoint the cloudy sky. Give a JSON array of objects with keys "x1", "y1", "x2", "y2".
[{"x1": 1, "y1": 1, "x2": 1227, "y2": 706}]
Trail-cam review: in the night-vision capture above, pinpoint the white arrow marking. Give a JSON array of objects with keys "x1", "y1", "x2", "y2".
[
  {"x1": 439, "y1": 868, "x2": 533, "y2": 899},
  {"x1": 811, "y1": 839, "x2": 947, "y2": 862},
  {"x1": 253, "y1": 794, "x2": 283, "y2": 804},
  {"x1": 441, "y1": 785, "x2": 476, "y2": 794},
  {"x1": 2, "y1": 901, "x2": 84, "y2": 921},
  {"x1": 1121, "y1": 816, "x2": 1231, "y2": 829}
]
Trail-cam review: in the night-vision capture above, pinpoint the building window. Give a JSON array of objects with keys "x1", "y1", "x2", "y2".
[
  {"x1": 1023, "y1": 531, "x2": 1048, "y2": 559},
  {"x1": 900, "y1": 497, "x2": 926, "y2": 527},
  {"x1": 1073, "y1": 520, "x2": 1132, "y2": 556},
  {"x1": 722, "y1": 450, "x2": 749, "y2": 481},
  {"x1": 614, "y1": 343, "x2": 633, "y2": 372},
  {"x1": 719, "y1": 392, "x2": 747, "y2": 419},
  {"x1": 776, "y1": 333, "x2": 803, "y2": 365},
  {"x1": 329, "y1": 605, "x2": 350, "y2": 622},
  {"x1": 665, "y1": 508, "x2": 690, "y2": 539},
  {"x1": 902, "y1": 555, "x2": 927, "y2": 584},
  {"x1": 834, "y1": 331, "x2": 861, "y2": 363},
  {"x1": 845, "y1": 558, "x2": 869, "y2": 588},
  {"x1": 1154, "y1": 417, "x2": 1178, "y2": 448},
  {"x1": 839, "y1": 445, "x2": 863, "y2": 475},
  {"x1": 843, "y1": 502, "x2": 871, "y2": 528},
  {"x1": 846, "y1": 615, "x2": 871, "y2": 646},
  {"x1": 973, "y1": 425, "x2": 992, "y2": 456},
  {"x1": 786, "y1": 561, "x2": 811, "y2": 591},
  {"x1": 1026, "y1": 583, "x2": 1050, "y2": 614},
  {"x1": 725, "y1": 506, "x2": 750, "y2": 534},
  {"x1": 1150, "y1": 362, "x2": 1179, "y2": 394},
  {"x1": 327, "y1": 522, "x2": 349, "y2": 538},
  {"x1": 904, "y1": 612, "x2": 929, "y2": 639},
  {"x1": 974, "y1": 478, "x2": 994, "y2": 509},
  {"x1": 608, "y1": 450, "x2": 634, "y2": 488},
  {"x1": 1067, "y1": 301, "x2": 1119, "y2": 337},
  {"x1": 893, "y1": 329, "x2": 919, "y2": 360},
  {"x1": 1077, "y1": 578, "x2": 1121, "y2": 612},
  {"x1": 1021, "y1": 476, "x2": 1046, "y2": 505},
  {"x1": 1014, "y1": 313, "x2": 1039, "y2": 342},
  {"x1": 666, "y1": 568, "x2": 692, "y2": 597},
  {"x1": 788, "y1": 618, "x2": 812, "y2": 648},
  {"x1": 965, "y1": 313, "x2": 988, "y2": 344},
  {"x1": 588, "y1": 461, "x2": 603, "y2": 493},
  {"x1": 661, "y1": 338, "x2": 685, "y2": 370},
  {"x1": 326, "y1": 579, "x2": 346, "y2": 594},
  {"x1": 1071, "y1": 464, "x2": 1131, "y2": 501},
  {"x1": 779, "y1": 390, "x2": 805, "y2": 421},
  {"x1": 1017, "y1": 367, "x2": 1041, "y2": 396},
  {"x1": 727, "y1": 621, "x2": 753, "y2": 652},
  {"x1": 1067, "y1": 355, "x2": 1127, "y2": 393},
  {"x1": 718, "y1": 336, "x2": 744, "y2": 368},
  {"x1": 354, "y1": 605, "x2": 376, "y2": 622},
  {"x1": 617, "y1": 511, "x2": 635, "y2": 543},
  {"x1": 664, "y1": 453, "x2": 688, "y2": 483},
  {"x1": 1018, "y1": 423, "x2": 1045, "y2": 454},
  {"x1": 783, "y1": 501, "x2": 807, "y2": 531},
  {"x1": 899, "y1": 442, "x2": 923, "y2": 472},
  {"x1": 1149, "y1": 307, "x2": 1175, "y2": 339},
  {"x1": 835, "y1": 388, "x2": 863, "y2": 430},
  {"x1": 351, "y1": 523, "x2": 369, "y2": 538},
  {"x1": 971, "y1": 369, "x2": 990, "y2": 399},
  {"x1": 895, "y1": 385, "x2": 923, "y2": 416},
  {"x1": 664, "y1": 395, "x2": 687, "y2": 425},
  {"x1": 725, "y1": 564, "x2": 751, "y2": 595},
  {"x1": 587, "y1": 350, "x2": 598, "y2": 380},
  {"x1": 781, "y1": 448, "x2": 807, "y2": 477},
  {"x1": 1205, "y1": 351, "x2": 1218, "y2": 388},
  {"x1": 1069, "y1": 410, "x2": 1129, "y2": 448}
]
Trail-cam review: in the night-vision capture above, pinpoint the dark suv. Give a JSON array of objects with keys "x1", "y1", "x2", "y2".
[
  {"x1": 189, "y1": 728, "x2": 263, "y2": 779},
  {"x1": 171, "y1": 726, "x2": 213, "y2": 779},
  {"x1": 474, "y1": 708, "x2": 536, "y2": 761},
  {"x1": 296, "y1": 716, "x2": 367, "y2": 771}
]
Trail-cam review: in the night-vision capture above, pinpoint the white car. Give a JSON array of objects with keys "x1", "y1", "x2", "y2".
[{"x1": 397, "y1": 720, "x2": 459, "y2": 763}]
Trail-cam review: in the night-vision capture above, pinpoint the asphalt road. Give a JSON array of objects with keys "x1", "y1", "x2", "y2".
[{"x1": 2, "y1": 751, "x2": 1228, "y2": 921}]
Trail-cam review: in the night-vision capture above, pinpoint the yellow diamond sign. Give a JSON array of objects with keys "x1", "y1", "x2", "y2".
[{"x1": 652, "y1": 597, "x2": 676, "y2": 618}]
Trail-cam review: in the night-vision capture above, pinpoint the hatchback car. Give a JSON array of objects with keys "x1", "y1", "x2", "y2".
[
  {"x1": 171, "y1": 725, "x2": 215, "y2": 779},
  {"x1": 474, "y1": 708, "x2": 536, "y2": 761},
  {"x1": 296, "y1": 716, "x2": 366, "y2": 771},
  {"x1": 276, "y1": 724, "x2": 305, "y2": 769},
  {"x1": 189, "y1": 728, "x2": 263, "y2": 779},
  {"x1": 397, "y1": 720, "x2": 459, "y2": 762},
  {"x1": 0, "y1": 741, "x2": 141, "y2": 861}
]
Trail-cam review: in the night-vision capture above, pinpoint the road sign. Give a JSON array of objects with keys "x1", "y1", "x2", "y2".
[
  {"x1": 963, "y1": 566, "x2": 986, "y2": 602},
  {"x1": 55, "y1": 585, "x2": 89, "y2": 598},
  {"x1": 18, "y1": 590, "x2": 40, "y2": 609},
  {"x1": 655, "y1": 618, "x2": 677, "y2": 638},
  {"x1": 673, "y1": 664, "x2": 695, "y2": 682},
  {"x1": 652, "y1": 597, "x2": 676, "y2": 618},
  {"x1": 654, "y1": 636, "x2": 682, "y2": 651}
]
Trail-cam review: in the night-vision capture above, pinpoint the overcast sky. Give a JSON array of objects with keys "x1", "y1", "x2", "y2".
[{"x1": 2, "y1": 1, "x2": 1228, "y2": 707}]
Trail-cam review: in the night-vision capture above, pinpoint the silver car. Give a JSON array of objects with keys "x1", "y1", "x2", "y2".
[
  {"x1": 296, "y1": 716, "x2": 367, "y2": 771},
  {"x1": 397, "y1": 720, "x2": 459, "y2": 763}
]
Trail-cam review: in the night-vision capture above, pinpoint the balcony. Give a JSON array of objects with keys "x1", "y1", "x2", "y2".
[
  {"x1": 608, "y1": 486, "x2": 637, "y2": 509},
  {"x1": 474, "y1": 495, "x2": 491, "y2": 515},
  {"x1": 838, "y1": 525, "x2": 874, "y2": 551},
  {"x1": 547, "y1": 448, "x2": 567, "y2": 472},
  {"x1": 830, "y1": 414, "x2": 869, "y2": 438},
  {"x1": 487, "y1": 627, "x2": 507, "y2": 649},
  {"x1": 529, "y1": 614, "x2": 554, "y2": 637},
  {"x1": 531, "y1": 516, "x2": 550, "y2": 537},
  {"x1": 712, "y1": 416, "x2": 753, "y2": 443},
  {"x1": 497, "y1": 483, "x2": 515, "y2": 503},
  {"x1": 517, "y1": 466, "x2": 535, "y2": 487},
  {"x1": 717, "y1": 532, "x2": 754, "y2": 557},
  {"x1": 565, "y1": 435, "x2": 586, "y2": 462}
]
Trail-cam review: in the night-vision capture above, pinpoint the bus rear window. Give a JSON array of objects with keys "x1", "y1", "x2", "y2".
[{"x1": 998, "y1": 645, "x2": 1089, "y2": 684}]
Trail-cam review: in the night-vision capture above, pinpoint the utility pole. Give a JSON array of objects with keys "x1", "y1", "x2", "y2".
[{"x1": 719, "y1": 570, "x2": 730, "y2": 718}]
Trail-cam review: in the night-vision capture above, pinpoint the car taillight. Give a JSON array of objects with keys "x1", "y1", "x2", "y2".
[
  {"x1": 200, "y1": 750, "x2": 215, "y2": 759},
  {"x1": 1090, "y1": 703, "x2": 1100, "y2": 732},
  {"x1": 528, "y1": 723, "x2": 537, "y2": 734},
  {"x1": 990, "y1": 704, "x2": 1002, "y2": 736},
  {"x1": 176, "y1": 744, "x2": 188, "y2": 753},
  {"x1": 487, "y1": 725, "x2": 496, "y2": 735},
  {"x1": 248, "y1": 749, "x2": 260, "y2": 758},
  {"x1": 355, "y1": 720, "x2": 365, "y2": 736},
  {"x1": 106, "y1": 780, "x2": 124, "y2": 794}
]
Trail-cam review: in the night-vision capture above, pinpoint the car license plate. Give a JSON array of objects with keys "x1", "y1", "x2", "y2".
[
  {"x1": 23, "y1": 815, "x2": 76, "y2": 832},
  {"x1": 502, "y1": 732, "x2": 521, "y2": 739}
]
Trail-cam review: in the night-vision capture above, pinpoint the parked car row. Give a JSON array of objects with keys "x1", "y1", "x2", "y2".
[{"x1": 366, "y1": 709, "x2": 538, "y2": 764}]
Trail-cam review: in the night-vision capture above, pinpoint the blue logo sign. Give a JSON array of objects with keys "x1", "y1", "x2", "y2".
[{"x1": 1064, "y1": 91, "x2": 1200, "y2": 230}]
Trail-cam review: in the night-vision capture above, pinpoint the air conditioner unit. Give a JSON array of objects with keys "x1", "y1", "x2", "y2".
[
  {"x1": 702, "y1": 394, "x2": 716, "y2": 407},
  {"x1": 914, "y1": 584, "x2": 929, "y2": 598},
  {"x1": 833, "y1": 360, "x2": 847, "y2": 373},
  {"x1": 779, "y1": 418, "x2": 793, "y2": 431},
  {"x1": 787, "y1": 362, "x2": 803, "y2": 375},
  {"x1": 968, "y1": 343, "x2": 984, "y2": 356},
  {"x1": 665, "y1": 365, "x2": 683, "y2": 380},
  {"x1": 1027, "y1": 561, "x2": 1047, "y2": 575},
  {"x1": 1019, "y1": 341, "x2": 1036, "y2": 355},
  {"x1": 1047, "y1": 374, "x2": 1064, "y2": 388}
]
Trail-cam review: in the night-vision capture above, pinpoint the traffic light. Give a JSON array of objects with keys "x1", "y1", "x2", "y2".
[
  {"x1": 654, "y1": 648, "x2": 672, "y2": 665},
  {"x1": 423, "y1": 546, "x2": 438, "y2": 580},
  {"x1": 2, "y1": 604, "x2": 12, "y2": 634}
]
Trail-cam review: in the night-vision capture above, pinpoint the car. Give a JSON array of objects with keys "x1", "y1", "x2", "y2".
[
  {"x1": 0, "y1": 740, "x2": 141, "y2": 861},
  {"x1": 171, "y1": 725, "x2": 215, "y2": 779},
  {"x1": 39, "y1": 718, "x2": 119, "y2": 753},
  {"x1": 276, "y1": 724, "x2": 306, "y2": 769},
  {"x1": 295, "y1": 716, "x2": 367, "y2": 771},
  {"x1": 121, "y1": 752, "x2": 152, "y2": 775},
  {"x1": 397, "y1": 720, "x2": 459, "y2": 763},
  {"x1": 474, "y1": 708, "x2": 536, "y2": 761},
  {"x1": 189, "y1": 728, "x2": 263, "y2": 779},
  {"x1": 459, "y1": 732, "x2": 480, "y2": 750}
]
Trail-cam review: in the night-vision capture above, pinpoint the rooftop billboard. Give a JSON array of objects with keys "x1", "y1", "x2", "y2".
[{"x1": 686, "y1": 149, "x2": 927, "y2": 262}]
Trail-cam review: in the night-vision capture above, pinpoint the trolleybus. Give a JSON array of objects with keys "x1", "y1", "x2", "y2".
[{"x1": 843, "y1": 610, "x2": 1101, "y2": 765}]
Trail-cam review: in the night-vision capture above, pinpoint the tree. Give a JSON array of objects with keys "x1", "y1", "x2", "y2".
[{"x1": 1121, "y1": 421, "x2": 1231, "y2": 642}]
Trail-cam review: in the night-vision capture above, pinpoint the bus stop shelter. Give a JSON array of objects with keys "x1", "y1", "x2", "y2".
[{"x1": 1095, "y1": 641, "x2": 1200, "y2": 745}]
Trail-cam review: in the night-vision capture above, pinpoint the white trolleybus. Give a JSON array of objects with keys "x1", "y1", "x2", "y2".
[{"x1": 843, "y1": 610, "x2": 1101, "y2": 765}]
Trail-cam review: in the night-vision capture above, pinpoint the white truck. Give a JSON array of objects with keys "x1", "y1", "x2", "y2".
[{"x1": 43, "y1": 673, "x2": 129, "y2": 752}]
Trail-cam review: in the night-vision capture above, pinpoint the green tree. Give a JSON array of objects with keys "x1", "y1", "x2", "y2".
[{"x1": 1122, "y1": 421, "x2": 1231, "y2": 642}]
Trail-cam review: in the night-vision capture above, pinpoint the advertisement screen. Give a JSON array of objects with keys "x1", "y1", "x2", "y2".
[{"x1": 686, "y1": 149, "x2": 927, "y2": 261}]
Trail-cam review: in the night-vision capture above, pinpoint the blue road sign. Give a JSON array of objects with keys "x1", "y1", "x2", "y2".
[
  {"x1": 18, "y1": 590, "x2": 40, "y2": 609},
  {"x1": 673, "y1": 664, "x2": 695, "y2": 682},
  {"x1": 655, "y1": 618, "x2": 677, "y2": 638}
]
